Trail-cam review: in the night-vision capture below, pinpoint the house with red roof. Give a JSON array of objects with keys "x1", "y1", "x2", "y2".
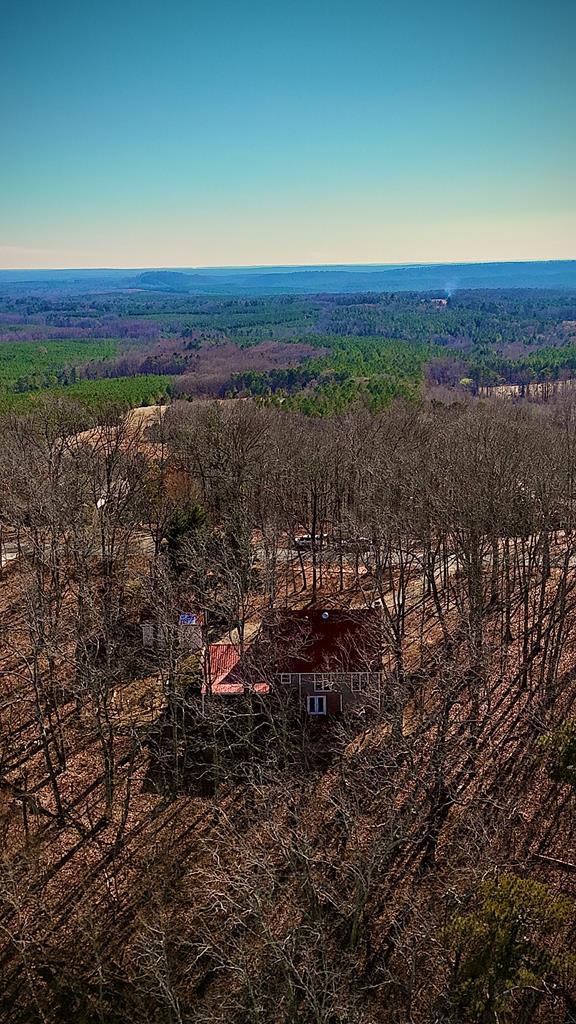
[{"x1": 204, "y1": 608, "x2": 384, "y2": 716}]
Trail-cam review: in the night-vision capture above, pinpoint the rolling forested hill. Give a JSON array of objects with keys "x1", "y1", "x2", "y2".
[{"x1": 1, "y1": 260, "x2": 575, "y2": 295}]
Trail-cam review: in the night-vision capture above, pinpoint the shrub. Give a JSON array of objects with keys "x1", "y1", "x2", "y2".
[
  {"x1": 540, "y1": 719, "x2": 576, "y2": 788},
  {"x1": 447, "y1": 874, "x2": 574, "y2": 1023}
]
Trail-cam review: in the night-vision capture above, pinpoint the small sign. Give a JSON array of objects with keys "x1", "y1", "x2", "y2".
[{"x1": 179, "y1": 613, "x2": 198, "y2": 626}]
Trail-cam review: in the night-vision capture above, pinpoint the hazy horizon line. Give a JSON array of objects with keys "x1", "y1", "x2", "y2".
[{"x1": 1, "y1": 257, "x2": 575, "y2": 275}]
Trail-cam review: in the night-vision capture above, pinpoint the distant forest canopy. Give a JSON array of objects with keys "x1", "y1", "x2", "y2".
[{"x1": 1, "y1": 284, "x2": 576, "y2": 413}]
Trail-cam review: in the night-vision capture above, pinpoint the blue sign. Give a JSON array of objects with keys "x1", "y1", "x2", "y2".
[{"x1": 179, "y1": 613, "x2": 198, "y2": 626}]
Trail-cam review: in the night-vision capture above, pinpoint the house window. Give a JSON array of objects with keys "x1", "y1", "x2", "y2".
[{"x1": 307, "y1": 695, "x2": 327, "y2": 716}]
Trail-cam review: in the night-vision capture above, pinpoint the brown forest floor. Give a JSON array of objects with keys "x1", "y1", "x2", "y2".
[{"x1": 1, "y1": 548, "x2": 576, "y2": 1023}]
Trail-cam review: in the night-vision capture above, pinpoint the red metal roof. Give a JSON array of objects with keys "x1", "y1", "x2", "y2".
[
  {"x1": 204, "y1": 644, "x2": 269, "y2": 695},
  {"x1": 264, "y1": 608, "x2": 382, "y2": 674},
  {"x1": 207, "y1": 644, "x2": 240, "y2": 687},
  {"x1": 203, "y1": 609, "x2": 381, "y2": 695}
]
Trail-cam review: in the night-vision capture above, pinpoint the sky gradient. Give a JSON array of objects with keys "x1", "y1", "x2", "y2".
[{"x1": 1, "y1": 0, "x2": 575, "y2": 269}]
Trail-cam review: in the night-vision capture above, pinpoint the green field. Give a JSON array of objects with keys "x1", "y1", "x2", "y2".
[
  {"x1": 0, "y1": 338, "x2": 176, "y2": 413},
  {"x1": 0, "y1": 340, "x2": 118, "y2": 392},
  {"x1": 0, "y1": 373, "x2": 174, "y2": 411}
]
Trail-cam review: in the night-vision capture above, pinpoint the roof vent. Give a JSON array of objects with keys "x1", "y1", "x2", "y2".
[{"x1": 321, "y1": 611, "x2": 329, "y2": 620}]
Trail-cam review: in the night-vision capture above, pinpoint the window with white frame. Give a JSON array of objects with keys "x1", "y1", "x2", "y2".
[{"x1": 307, "y1": 694, "x2": 327, "y2": 715}]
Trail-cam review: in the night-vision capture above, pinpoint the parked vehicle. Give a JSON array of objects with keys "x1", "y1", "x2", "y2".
[{"x1": 293, "y1": 533, "x2": 329, "y2": 550}]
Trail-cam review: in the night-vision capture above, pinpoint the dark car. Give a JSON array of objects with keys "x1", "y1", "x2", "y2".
[{"x1": 293, "y1": 533, "x2": 329, "y2": 550}]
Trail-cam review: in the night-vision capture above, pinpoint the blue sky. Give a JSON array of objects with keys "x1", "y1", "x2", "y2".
[{"x1": 1, "y1": 0, "x2": 575, "y2": 268}]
